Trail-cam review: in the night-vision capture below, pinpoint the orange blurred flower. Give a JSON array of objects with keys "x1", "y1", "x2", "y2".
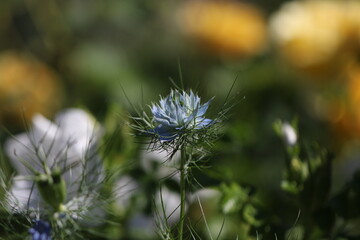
[
  {"x1": 0, "y1": 52, "x2": 62, "y2": 128},
  {"x1": 329, "y1": 67, "x2": 360, "y2": 140},
  {"x1": 178, "y1": 0, "x2": 267, "y2": 58},
  {"x1": 270, "y1": 0, "x2": 360, "y2": 78}
]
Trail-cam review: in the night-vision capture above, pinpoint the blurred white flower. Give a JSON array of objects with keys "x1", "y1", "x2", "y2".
[
  {"x1": 114, "y1": 177, "x2": 183, "y2": 237},
  {"x1": 114, "y1": 176, "x2": 182, "y2": 222},
  {"x1": 4, "y1": 108, "x2": 103, "y2": 216},
  {"x1": 128, "y1": 213, "x2": 157, "y2": 239},
  {"x1": 155, "y1": 187, "x2": 182, "y2": 225},
  {"x1": 281, "y1": 122, "x2": 297, "y2": 146},
  {"x1": 114, "y1": 175, "x2": 139, "y2": 211},
  {"x1": 190, "y1": 188, "x2": 220, "y2": 203},
  {"x1": 140, "y1": 146, "x2": 180, "y2": 182}
]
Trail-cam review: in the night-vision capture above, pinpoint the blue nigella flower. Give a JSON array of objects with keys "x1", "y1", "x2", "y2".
[
  {"x1": 150, "y1": 89, "x2": 213, "y2": 141},
  {"x1": 29, "y1": 220, "x2": 52, "y2": 240}
]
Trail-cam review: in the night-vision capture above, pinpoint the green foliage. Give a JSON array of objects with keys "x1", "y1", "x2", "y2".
[
  {"x1": 219, "y1": 182, "x2": 250, "y2": 215},
  {"x1": 1, "y1": 0, "x2": 360, "y2": 239}
]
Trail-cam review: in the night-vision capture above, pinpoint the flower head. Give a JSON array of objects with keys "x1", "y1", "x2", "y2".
[
  {"x1": 4, "y1": 108, "x2": 103, "y2": 220},
  {"x1": 329, "y1": 67, "x2": 360, "y2": 140},
  {"x1": 29, "y1": 220, "x2": 52, "y2": 240},
  {"x1": 270, "y1": 0, "x2": 360, "y2": 77},
  {"x1": 178, "y1": 0, "x2": 267, "y2": 58},
  {"x1": 0, "y1": 51, "x2": 62, "y2": 128},
  {"x1": 149, "y1": 89, "x2": 213, "y2": 141}
]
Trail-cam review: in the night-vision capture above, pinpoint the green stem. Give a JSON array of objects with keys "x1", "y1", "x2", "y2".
[{"x1": 179, "y1": 145, "x2": 186, "y2": 240}]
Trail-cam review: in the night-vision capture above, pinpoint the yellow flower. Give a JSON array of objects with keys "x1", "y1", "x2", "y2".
[
  {"x1": 178, "y1": 0, "x2": 267, "y2": 58},
  {"x1": 270, "y1": 0, "x2": 360, "y2": 78},
  {"x1": 329, "y1": 67, "x2": 360, "y2": 141},
  {"x1": 0, "y1": 52, "x2": 62, "y2": 128}
]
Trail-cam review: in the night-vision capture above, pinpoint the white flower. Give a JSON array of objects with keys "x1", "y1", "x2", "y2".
[
  {"x1": 114, "y1": 176, "x2": 182, "y2": 223},
  {"x1": 124, "y1": 186, "x2": 182, "y2": 238},
  {"x1": 114, "y1": 176, "x2": 139, "y2": 211},
  {"x1": 4, "y1": 109, "x2": 103, "y2": 215},
  {"x1": 155, "y1": 187, "x2": 182, "y2": 225},
  {"x1": 127, "y1": 213, "x2": 157, "y2": 239},
  {"x1": 140, "y1": 146, "x2": 181, "y2": 181},
  {"x1": 281, "y1": 122, "x2": 297, "y2": 146},
  {"x1": 114, "y1": 177, "x2": 183, "y2": 236}
]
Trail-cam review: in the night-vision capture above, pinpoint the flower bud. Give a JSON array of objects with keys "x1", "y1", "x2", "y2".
[
  {"x1": 273, "y1": 120, "x2": 298, "y2": 146},
  {"x1": 36, "y1": 168, "x2": 66, "y2": 211},
  {"x1": 281, "y1": 122, "x2": 298, "y2": 146}
]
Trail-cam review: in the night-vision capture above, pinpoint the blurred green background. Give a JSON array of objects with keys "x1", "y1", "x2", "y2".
[{"x1": 2, "y1": 0, "x2": 360, "y2": 239}]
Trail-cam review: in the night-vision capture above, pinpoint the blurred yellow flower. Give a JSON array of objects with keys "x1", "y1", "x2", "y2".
[
  {"x1": 329, "y1": 67, "x2": 360, "y2": 140},
  {"x1": 0, "y1": 52, "x2": 62, "y2": 128},
  {"x1": 178, "y1": 0, "x2": 267, "y2": 58},
  {"x1": 270, "y1": 0, "x2": 360, "y2": 78}
]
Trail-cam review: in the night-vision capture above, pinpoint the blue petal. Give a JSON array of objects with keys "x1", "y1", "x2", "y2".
[
  {"x1": 34, "y1": 232, "x2": 40, "y2": 240},
  {"x1": 29, "y1": 220, "x2": 51, "y2": 240},
  {"x1": 150, "y1": 89, "x2": 213, "y2": 135},
  {"x1": 195, "y1": 118, "x2": 214, "y2": 129},
  {"x1": 149, "y1": 125, "x2": 178, "y2": 141},
  {"x1": 153, "y1": 116, "x2": 171, "y2": 126},
  {"x1": 197, "y1": 99, "x2": 212, "y2": 117}
]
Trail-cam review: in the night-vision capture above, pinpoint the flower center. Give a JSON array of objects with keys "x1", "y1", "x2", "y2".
[{"x1": 36, "y1": 168, "x2": 67, "y2": 212}]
